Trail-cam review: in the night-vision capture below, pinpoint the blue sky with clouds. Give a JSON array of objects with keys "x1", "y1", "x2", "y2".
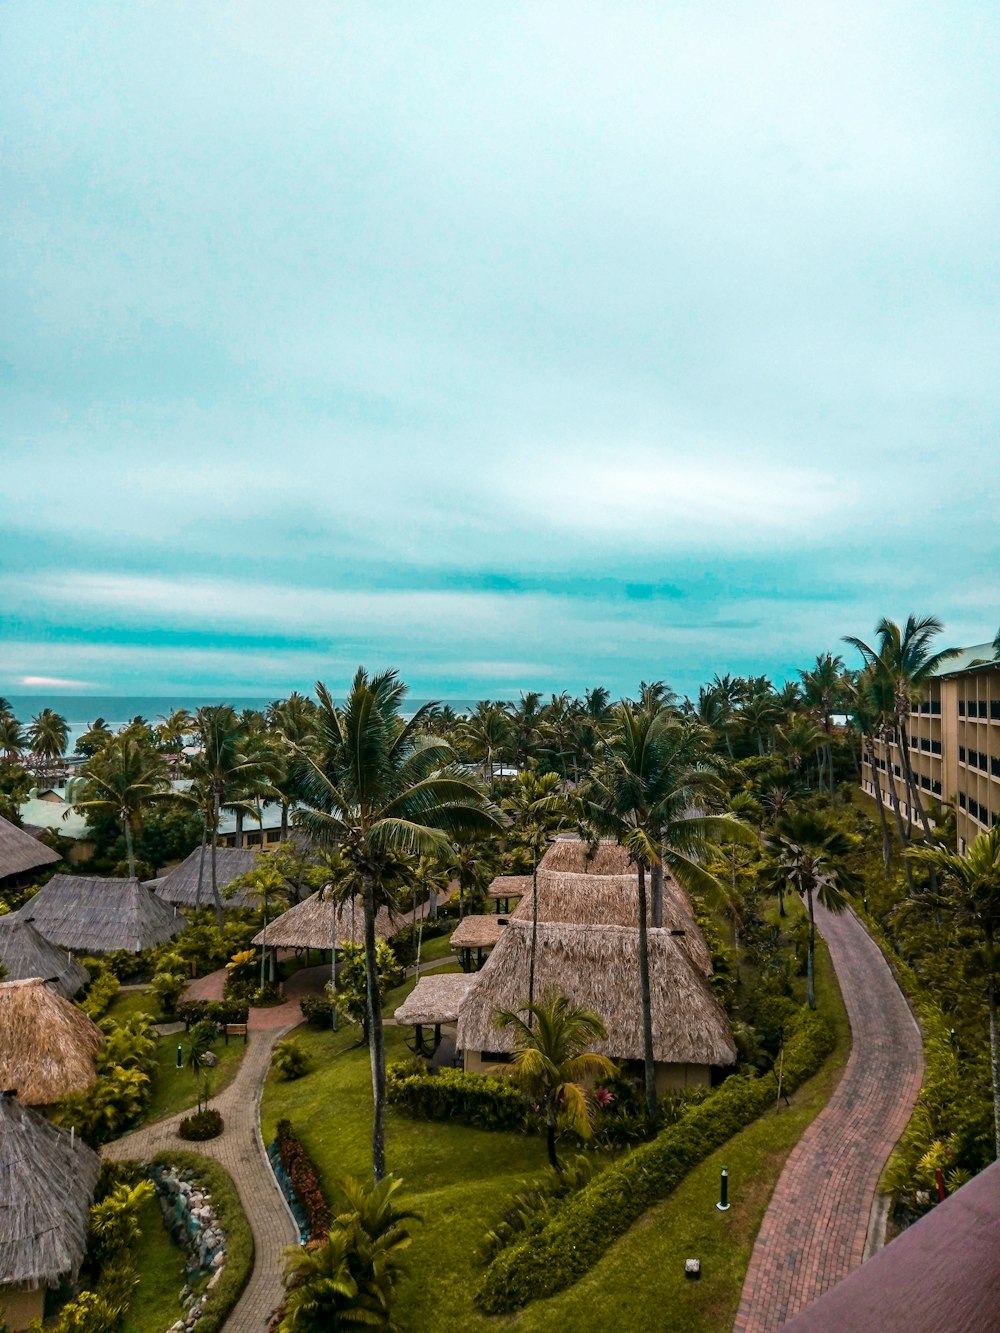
[{"x1": 3, "y1": 2, "x2": 998, "y2": 701}]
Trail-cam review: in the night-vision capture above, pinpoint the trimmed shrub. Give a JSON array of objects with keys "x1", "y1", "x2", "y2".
[
  {"x1": 272, "y1": 1040, "x2": 311, "y2": 1081},
  {"x1": 386, "y1": 1063, "x2": 528, "y2": 1131},
  {"x1": 176, "y1": 998, "x2": 249, "y2": 1029},
  {"x1": 475, "y1": 1007, "x2": 835, "y2": 1313},
  {"x1": 273, "y1": 1119, "x2": 331, "y2": 1240},
  {"x1": 79, "y1": 971, "x2": 120, "y2": 1019},
  {"x1": 179, "y1": 1108, "x2": 223, "y2": 1140}
]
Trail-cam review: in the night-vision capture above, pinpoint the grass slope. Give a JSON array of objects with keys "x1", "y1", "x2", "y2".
[{"x1": 121, "y1": 1192, "x2": 186, "y2": 1333}]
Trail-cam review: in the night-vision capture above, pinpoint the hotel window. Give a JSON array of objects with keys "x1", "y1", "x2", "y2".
[
  {"x1": 979, "y1": 752, "x2": 989, "y2": 771},
  {"x1": 266, "y1": 830, "x2": 281, "y2": 843},
  {"x1": 932, "y1": 780, "x2": 942, "y2": 795},
  {"x1": 959, "y1": 746, "x2": 967, "y2": 763},
  {"x1": 931, "y1": 700, "x2": 941, "y2": 715},
  {"x1": 247, "y1": 831, "x2": 262, "y2": 846},
  {"x1": 931, "y1": 740, "x2": 942, "y2": 755},
  {"x1": 992, "y1": 700, "x2": 1000, "y2": 720},
  {"x1": 992, "y1": 757, "x2": 1000, "y2": 778},
  {"x1": 980, "y1": 701, "x2": 990, "y2": 719},
  {"x1": 959, "y1": 792, "x2": 967, "y2": 809},
  {"x1": 959, "y1": 701, "x2": 967, "y2": 716}
]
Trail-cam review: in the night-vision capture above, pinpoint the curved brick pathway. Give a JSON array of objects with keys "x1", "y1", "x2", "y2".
[
  {"x1": 734, "y1": 903, "x2": 924, "y2": 1332},
  {"x1": 104, "y1": 1024, "x2": 298, "y2": 1331}
]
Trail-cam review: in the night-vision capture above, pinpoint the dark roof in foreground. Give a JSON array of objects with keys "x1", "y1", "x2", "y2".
[
  {"x1": 153, "y1": 846, "x2": 259, "y2": 908},
  {"x1": 0, "y1": 813, "x2": 59, "y2": 883},
  {"x1": 0, "y1": 978, "x2": 102, "y2": 1105},
  {"x1": 0, "y1": 1090, "x2": 101, "y2": 1289},
  {"x1": 784, "y1": 1158, "x2": 1000, "y2": 1332},
  {"x1": 0, "y1": 914, "x2": 90, "y2": 997},
  {"x1": 21, "y1": 875, "x2": 185, "y2": 953}
]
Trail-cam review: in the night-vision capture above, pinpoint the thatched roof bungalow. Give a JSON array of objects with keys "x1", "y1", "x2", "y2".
[
  {"x1": 0, "y1": 1091, "x2": 101, "y2": 1332},
  {"x1": 510, "y1": 871, "x2": 713, "y2": 976},
  {"x1": 152, "y1": 846, "x2": 259, "y2": 909},
  {"x1": 450, "y1": 914, "x2": 509, "y2": 970},
  {"x1": 0, "y1": 915, "x2": 89, "y2": 997},
  {"x1": 457, "y1": 919, "x2": 736, "y2": 1092},
  {"x1": 538, "y1": 837, "x2": 633, "y2": 876},
  {"x1": 0, "y1": 978, "x2": 102, "y2": 1105},
  {"x1": 0, "y1": 814, "x2": 59, "y2": 889},
  {"x1": 251, "y1": 891, "x2": 396, "y2": 951},
  {"x1": 19, "y1": 875, "x2": 185, "y2": 954},
  {"x1": 394, "y1": 973, "x2": 475, "y2": 1027},
  {"x1": 485, "y1": 875, "x2": 530, "y2": 911}
]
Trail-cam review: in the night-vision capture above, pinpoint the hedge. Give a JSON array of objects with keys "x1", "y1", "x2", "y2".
[
  {"x1": 386, "y1": 1063, "x2": 528, "y2": 1131},
  {"x1": 273, "y1": 1119, "x2": 331, "y2": 1240},
  {"x1": 150, "y1": 1151, "x2": 253, "y2": 1333},
  {"x1": 475, "y1": 1007, "x2": 835, "y2": 1313},
  {"x1": 176, "y1": 998, "x2": 251, "y2": 1028}
]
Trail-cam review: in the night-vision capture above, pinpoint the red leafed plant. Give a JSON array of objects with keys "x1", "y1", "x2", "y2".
[{"x1": 275, "y1": 1119, "x2": 331, "y2": 1240}]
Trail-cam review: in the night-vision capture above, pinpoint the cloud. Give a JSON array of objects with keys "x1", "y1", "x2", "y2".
[{"x1": 19, "y1": 675, "x2": 95, "y2": 690}]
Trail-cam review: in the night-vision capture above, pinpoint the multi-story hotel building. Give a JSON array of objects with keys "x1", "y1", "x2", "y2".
[{"x1": 860, "y1": 642, "x2": 1000, "y2": 853}]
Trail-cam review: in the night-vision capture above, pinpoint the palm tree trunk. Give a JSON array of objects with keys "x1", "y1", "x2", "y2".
[
  {"x1": 866, "y1": 743, "x2": 893, "y2": 874},
  {"x1": 235, "y1": 807, "x2": 244, "y2": 848},
  {"x1": 195, "y1": 822, "x2": 207, "y2": 910},
  {"x1": 881, "y1": 733, "x2": 915, "y2": 892},
  {"x1": 363, "y1": 872, "x2": 387, "y2": 1182},
  {"x1": 528, "y1": 854, "x2": 539, "y2": 1028},
  {"x1": 280, "y1": 800, "x2": 289, "y2": 840},
  {"x1": 636, "y1": 861, "x2": 658, "y2": 1123},
  {"x1": 651, "y1": 852, "x2": 663, "y2": 929},
  {"x1": 210, "y1": 791, "x2": 224, "y2": 927},
  {"x1": 805, "y1": 885, "x2": 816, "y2": 1010},
  {"x1": 123, "y1": 812, "x2": 136, "y2": 880}
]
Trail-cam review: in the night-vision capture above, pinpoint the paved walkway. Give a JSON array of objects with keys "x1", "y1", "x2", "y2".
[
  {"x1": 104, "y1": 1023, "x2": 298, "y2": 1331},
  {"x1": 733, "y1": 904, "x2": 924, "y2": 1332}
]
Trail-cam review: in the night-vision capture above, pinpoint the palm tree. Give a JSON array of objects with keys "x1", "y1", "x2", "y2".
[
  {"x1": 800, "y1": 652, "x2": 845, "y2": 791},
  {"x1": 447, "y1": 831, "x2": 500, "y2": 922},
  {"x1": 911, "y1": 827, "x2": 1000, "y2": 1157},
  {"x1": 0, "y1": 714, "x2": 24, "y2": 760},
  {"x1": 849, "y1": 667, "x2": 897, "y2": 875},
  {"x1": 501, "y1": 771, "x2": 569, "y2": 1019},
  {"x1": 73, "y1": 734, "x2": 170, "y2": 878},
  {"x1": 27, "y1": 708, "x2": 69, "y2": 770},
  {"x1": 457, "y1": 702, "x2": 510, "y2": 778},
  {"x1": 493, "y1": 990, "x2": 615, "y2": 1171},
  {"x1": 506, "y1": 692, "x2": 544, "y2": 769},
  {"x1": 582, "y1": 706, "x2": 754, "y2": 1119},
  {"x1": 293, "y1": 669, "x2": 502, "y2": 1180},
  {"x1": 765, "y1": 811, "x2": 859, "y2": 1009}
]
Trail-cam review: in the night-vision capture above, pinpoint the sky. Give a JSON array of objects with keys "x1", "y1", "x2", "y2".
[{"x1": 2, "y1": 1, "x2": 999, "y2": 703}]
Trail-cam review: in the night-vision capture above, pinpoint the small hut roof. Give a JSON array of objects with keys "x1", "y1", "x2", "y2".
[
  {"x1": 510, "y1": 871, "x2": 712, "y2": 976},
  {"x1": 457, "y1": 919, "x2": 736, "y2": 1067},
  {"x1": 0, "y1": 914, "x2": 90, "y2": 997},
  {"x1": 153, "y1": 846, "x2": 260, "y2": 908},
  {"x1": 0, "y1": 1091, "x2": 101, "y2": 1289},
  {"x1": 252, "y1": 891, "x2": 396, "y2": 949},
  {"x1": 0, "y1": 813, "x2": 59, "y2": 883},
  {"x1": 450, "y1": 915, "x2": 509, "y2": 949},
  {"x1": 22, "y1": 875, "x2": 185, "y2": 954},
  {"x1": 0, "y1": 978, "x2": 102, "y2": 1105},
  {"x1": 394, "y1": 973, "x2": 475, "y2": 1026},
  {"x1": 486, "y1": 875, "x2": 531, "y2": 901},
  {"x1": 538, "y1": 837, "x2": 633, "y2": 876}
]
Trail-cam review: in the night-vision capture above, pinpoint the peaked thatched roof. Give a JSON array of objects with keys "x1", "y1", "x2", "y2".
[
  {"x1": 510, "y1": 871, "x2": 712, "y2": 976},
  {"x1": 0, "y1": 1091, "x2": 101, "y2": 1289},
  {"x1": 457, "y1": 919, "x2": 736, "y2": 1067},
  {"x1": 538, "y1": 837, "x2": 633, "y2": 876},
  {"x1": 486, "y1": 875, "x2": 531, "y2": 901},
  {"x1": 0, "y1": 914, "x2": 90, "y2": 997},
  {"x1": 0, "y1": 978, "x2": 102, "y2": 1105},
  {"x1": 0, "y1": 813, "x2": 59, "y2": 884},
  {"x1": 153, "y1": 846, "x2": 260, "y2": 908},
  {"x1": 394, "y1": 973, "x2": 475, "y2": 1026},
  {"x1": 21, "y1": 875, "x2": 185, "y2": 954},
  {"x1": 251, "y1": 891, "x2": 396, "y2": 950},
  {"x1": 450, "y1": 915, "x2": 509, "y2": 949}
]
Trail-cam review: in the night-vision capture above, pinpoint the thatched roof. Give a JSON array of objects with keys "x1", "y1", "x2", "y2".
[
  {"x1": 252, "y1": 891, "x2": 396, "y2": 950},
  {"x1": 394, "y1": 973, "x2": 475, "y2": 1026},
  {"x1": 450, "y1": 915, "x2": 509, "y2": 949},
  {"x1": 486, "y1": 875, "x2": 531, "y2": 901},
  {"x1": 0, "y1": 979, "x2": 102, "y2": 1105},
  {"x1": 0, "y1": 813, "x2": 59, "y2": 884},
  {"x1": 538, "y1": 837, "x2": 633, "y2": 876},
  {"x1": 153, "y1": 846, "x2": 259, "y2": 908},
  {"x1": 0, "y1": 914, "x2": 90, "y2": 997},
  {"x1": 457, "y1": 919, "x2": 736, "y2": 1067},
  {"x1": 510, "y1": 871, "x2": 712, "y2": 976},
  {"x1": 0, "y1": 1091, "x2": 100, "y2": 1289},
  {"x1": 21, "y1": 875, "x2": 185, "y2": 954}
]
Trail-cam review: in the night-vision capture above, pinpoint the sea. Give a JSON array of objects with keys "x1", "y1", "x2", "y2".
[{"x1": 4, "y1": 694, "x2": 484, "y2": 754}]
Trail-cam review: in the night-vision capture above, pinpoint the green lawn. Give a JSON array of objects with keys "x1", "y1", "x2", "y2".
[
  {"x1": 105, "y1": 988, "x2": 163, "y2": 1023},
  {"x1": 415, "y1": 930, "x2": 455, "y2": 963},
  {"x1": 121, "y1": 1191, "x2": 187, "y2": 1333}
]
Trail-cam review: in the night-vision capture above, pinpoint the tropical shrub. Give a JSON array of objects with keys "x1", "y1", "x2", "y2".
[
  {"x1": 386, "y1": 1063, "x2": 528, "y2": 1131},
  {"x1": 79, "y1": 970, "x2": 121, "y2": 1019},
  {"x1": 176, "y1": 997, "x2": 249, "y2": 1028},
  {"x1": 337, "y1": 941, "x2": 404, "y2": 1038},
  {"x1": 179, "y1": 1107, "x2": 223, "y2": 1140},
  {"x1": 272, "y1": 1040, "x2": 311, "y2": 1081},
  {"x1": 480, "y1": 1155, "x2": 599, "y2": 1262},
  {"x1": 475, "y1": 1007, "x2": 835, "y2": 1313},
  {"x1": 273, "y1": 1119, "x2": 331, "y2": 1240},
  {"x1": 149, "y1": 969, "x2": 187, "y2": 1015}
]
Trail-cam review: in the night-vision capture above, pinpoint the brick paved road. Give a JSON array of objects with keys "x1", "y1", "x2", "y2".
[{"x1": 733, "y1": 903, "x2": 924, "y2": 1332}]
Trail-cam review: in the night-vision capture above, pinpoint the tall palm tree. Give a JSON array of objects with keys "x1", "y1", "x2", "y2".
[
  {"x1": 583, "y1": 706, "x2": 754, "y2": 1119},
  {"x1": 765, "y1": 811, "x2": 859, "y2": 1009},
  {"x1": 73, "y1": 734, "x2": 170, "y2": 878},
  {"x1": 0, "y1": 714, "x2": 24, "y2": 760},
  {"x1": 27, "y1": 708, "x2": 69, "y2": 766},
  {"x1": 506, "y1": 692, "x2": 544, "y2": 769},
  {"x1": 457, "y1": 702, "x2": 511, "y2": 778},
  {"x1": 293, "y1": 669, "x2": 502, "y2": 1180},
  {"x1": 494, "y1": 990, "x2": 615, "y2": 1171},
  {"x1": 911, "y1": 826, "x2": 1000, "y2": 1157},
  {"x1": 849, "y1": 667, "x2": 897, "y2": 875},
  {"x1": 800, "y1": 652, "x2": 845, "y2": 791}
]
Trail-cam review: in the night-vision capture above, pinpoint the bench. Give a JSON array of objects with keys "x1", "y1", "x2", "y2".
[{"x1": 223, "y1": 1022, "x2": 249, "y2": 1045}]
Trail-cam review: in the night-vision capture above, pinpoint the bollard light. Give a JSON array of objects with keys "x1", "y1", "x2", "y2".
[
  {"x1": 716, "y1": 1166, "x2": 730, "y2": 1212},
  {"x1": 176, "y1": 1044, "x2": 183, "y2": 1069}
]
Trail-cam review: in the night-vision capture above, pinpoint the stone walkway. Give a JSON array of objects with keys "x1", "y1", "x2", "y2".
[
  {"x1": 104, "y1": 1023, "x2": 298, "y2": 1331},
  {"x1": 733, "y1": 903, "x2": 924, "y2": 1332}
]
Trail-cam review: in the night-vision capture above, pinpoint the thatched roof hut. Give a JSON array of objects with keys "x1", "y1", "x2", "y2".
[
  {"x1": 20, "y1": 875, "x2": 185, "y2": 954},
  {"x1": 394, "y1": 973, "x2": 475, "y2": 1026},
  {"x1": 0, "y1": 814, "x2": 59, "y2": 887},
  {"x1": 0, "y1": 914, "x2": 90, "y2": 997},
  {"x1": 485, "y1": 875, "x2": 531, "y2": 907},
  {"x1": 457, "y1": 919, "x2": 736, "y2": 1069},
  {"x1": 0, "y1": 979, "x2": 102, "y2": 1105},
  {"x1": 0, "y1": 1091, "x2": 100, "y2": 1306},
  {"x1": 538, "y1": 837, "x2": 634, "y2": 876},
  {"x1": 450, "y1": 915, "x2": 508, "y2": 950},
  {"x1": 252, "y1": 891, "x2": 396, "y2": 950},
  {"x1": 510, "y1": 871, "x2": 712, "y2": 976},
  {"x1": 153, "y1": 846, "x2": 259, "y2": 909}
]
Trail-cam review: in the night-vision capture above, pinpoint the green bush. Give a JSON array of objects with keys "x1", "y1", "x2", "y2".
[
  {"x1": 386, "y1": 1063, "x2": 528, "y2": 1131},
  {"x1": 178, "y1": 1107, "x2": 224, "y2": 1140},
  {"x1": 272, "y1": 1040, "x2": 311, "y2": 1081},
  {"x1": 475, "y1": 1007, "x2": 835, "y2": 1314},
  {"x1": 79, "y1": 970, "x2": 121, "y2": 1019},
  {"x1": 150, "y1": 1151, "x2": 253, "y2": 1333}
]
